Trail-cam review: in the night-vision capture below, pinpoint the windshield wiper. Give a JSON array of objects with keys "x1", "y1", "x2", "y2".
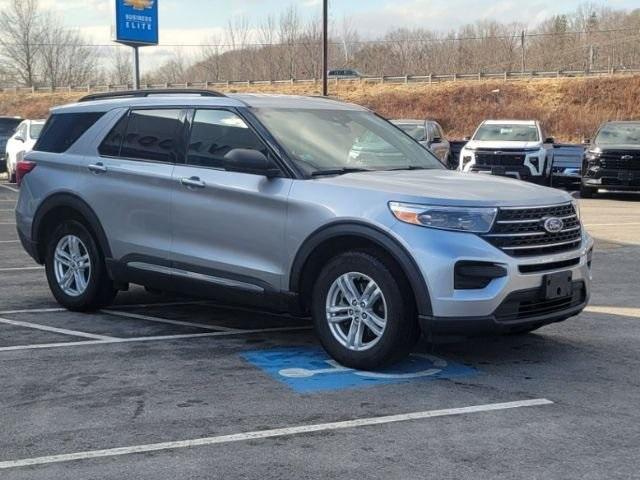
[
  {"x1": 385, "y1": 165, "x2": 431, "y2": 171},
  {"x1": 311, "y1": 167, "x2": 373, "y2": 177}
]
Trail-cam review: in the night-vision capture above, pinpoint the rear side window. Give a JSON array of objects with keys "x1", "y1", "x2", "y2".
[
  {"x1": 187, "y1": 109, "x2": 269, "y2": 169},
  {"x1": 120, "y1": 109, "x2": 183, "y2": 163},
  {"x1": 99, "y1": 113, "x2": 129, "y2": 157},
  {"x1": 35, "y1": 112, "x2": 105, "y2": 153}
]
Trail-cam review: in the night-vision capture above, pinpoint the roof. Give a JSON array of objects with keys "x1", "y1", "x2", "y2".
[
  {"x1": 602, "y1": 120, "x2": 640, "y2": 125},
  {"x1": 483, "y1": 120, "x2": 538, "y2": 125},
  {"x1": 391, "y1": 119, "x2": 437, "y2": 125},
  {"x1": 52, "y1": 92, "x2": 366, "y2": 114}
]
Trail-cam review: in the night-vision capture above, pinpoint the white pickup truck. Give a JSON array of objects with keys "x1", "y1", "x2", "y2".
[{"x1": 459, "y1": 120, "x2": 555, "y2": 185}]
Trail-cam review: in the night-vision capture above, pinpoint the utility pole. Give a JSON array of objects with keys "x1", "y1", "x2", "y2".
[
  {"x1": 132, "y1": 46, "x2": 140, "y2": 89},
  {"x1": 322, "y1": 0, "x2": 328, "y2": 96},
  {"x1": 521, "y1": 30, "x2": 526, "y2": 73}
]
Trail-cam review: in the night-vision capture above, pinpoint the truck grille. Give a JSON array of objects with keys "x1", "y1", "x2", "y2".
[
  {"x1": 482, "y1": 203, "x2": 582, "y2": 257},
  {"x1": 598, "y1": 150, "x2": 640, "y2": 171},
  {"x1": 475, "y1": 152, "x2": 526, "y2": 167}
]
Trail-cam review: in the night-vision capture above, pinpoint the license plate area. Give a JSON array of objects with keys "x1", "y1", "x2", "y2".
[
  {"x1": 492, "y1": 166, "x2": 506, "y2": 176},
  {"x1": 544, "y1": 271, "x2": 573, "y2": 300}
]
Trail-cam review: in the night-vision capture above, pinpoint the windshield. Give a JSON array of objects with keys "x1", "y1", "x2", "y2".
[
  {"x1": 473, "y1": 124, "x2": 539, "y2": 142},
  {"x1": 30, "y1": 123, "x2": 44, "y2": 140},
  {"x1": 595, "y1": 124, "x2": 640, "y2": 145},
  {"x1": 253, "y1": 108, "x2": 443, "y2": 174},
  {"x1": 395, "y1": 123, "x2": 426, "y2": 141},
  {"x1": 0, "y1": 119, "x2": 22, "y2": 135}
]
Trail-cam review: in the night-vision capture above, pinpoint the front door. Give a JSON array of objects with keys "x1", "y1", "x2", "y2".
[{"x1": 170, "y1": 109, "x2": 292, "y2": 292}]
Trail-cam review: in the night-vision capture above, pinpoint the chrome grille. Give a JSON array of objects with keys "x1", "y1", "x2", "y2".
[{"x1": 483, "y1": 203, "x2": 582, "y2": 257}]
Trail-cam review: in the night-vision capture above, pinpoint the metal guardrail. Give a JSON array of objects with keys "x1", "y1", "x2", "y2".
[{"x1": 0, "y1": 68, "x2": 639, "y2": 94}]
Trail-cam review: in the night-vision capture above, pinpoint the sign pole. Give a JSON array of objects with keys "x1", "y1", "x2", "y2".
[
  {"x1": 322, "y1": 0, "x2": 328, "y2": 96},
  {"x1": 132, "y1": 45, "x2": 140, "y2": 89}
]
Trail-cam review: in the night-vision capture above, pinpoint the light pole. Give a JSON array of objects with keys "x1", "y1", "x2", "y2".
[{"x1": 322, "y1": 0, "x2": 328, "y2": 96}]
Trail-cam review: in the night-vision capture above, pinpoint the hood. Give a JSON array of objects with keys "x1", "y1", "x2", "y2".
[
  {"x1": 464, "y1": 140, "x2": 542, "y2": 150},
  {"x1": 313, "y1": 169, "x2": 572, "y2": 207},
  {"x1": 592, "y1": 144, "x2": 640, "y2": 152}
]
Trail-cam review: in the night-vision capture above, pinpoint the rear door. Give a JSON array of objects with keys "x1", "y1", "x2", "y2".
[
  {"x1": 81, "y1": 108, "x2": 184, "y2": 269},
  {"x1": 170, "y1": 108, "x2": 292, "y2": 292}
]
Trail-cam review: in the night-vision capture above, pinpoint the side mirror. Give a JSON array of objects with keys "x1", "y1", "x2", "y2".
[
  {"x1": 15, "y1": 135, "x2": 24, "y2": 142},
  {"x1": 432, "y1": 137, "x2": 442, "y2": 144},
  {"x1": 223, "y1": 149, "x2": 280, "y2": 177},
  {"x1": 583, "y1": 138, "x2": 591, "y2": 145},
  {"x1": 544, "y1": 137, "x2": 555, "y2": 144},
  {"x1": 463, "y1": 136, "x2": 471, "y2": 142}
]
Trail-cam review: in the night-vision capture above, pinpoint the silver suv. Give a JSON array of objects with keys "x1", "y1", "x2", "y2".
[{"x1": 16, "y1": 90, "x2": 594, "y2": 369}]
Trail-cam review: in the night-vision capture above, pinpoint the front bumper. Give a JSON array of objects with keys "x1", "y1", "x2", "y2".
[
  {"x1": 583, "y1": 174, "x2": 640, "y2": 192},
  {"x1": 390, "y1": 221, "x2": 594, "y2": 334}
]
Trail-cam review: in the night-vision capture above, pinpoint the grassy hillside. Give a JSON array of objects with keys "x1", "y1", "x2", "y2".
[{"x1": 1, "y1": 75, "x2": 639, "y2": 142}]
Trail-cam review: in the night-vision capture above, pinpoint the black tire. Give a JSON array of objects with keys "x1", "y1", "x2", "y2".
[
  {"x1": 8, "y1": 170, "x2": 16, "y2": 184},
  {"x1": 311, "y1": 251, "x2": 420, "y2": 370},
  {"x1": 44, "y1": 220, "x2": 117, "y2": 311},
  {"x1": 580, "y1": 183, "x2": 597, "y2": 198}
]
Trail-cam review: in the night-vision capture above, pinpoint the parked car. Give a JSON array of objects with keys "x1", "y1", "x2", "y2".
[
  {"x1": 0, "y1": 116, "x2": 24, "y2": 177},
  {"x1": 5, "y1": 119, "x2": 45, "y2": 183},
  {"x1": 581, "y1": 121, "x2": 640, "y2": 198},
  {"x1": 16, "y1": 90, "x2": 593, "y2": 369},
  {"x1": 391, "y1": 119, "x2": 452, "y2": 165},
  {"x1": 327, "y1": 69, "x2": 362, "y2": 79},
  {"x1": 550, "y1": 144, "x2": 586, "y2": 189},
  {"x1": 459, "y1": 120, "x2": 555, "y2": 184}
]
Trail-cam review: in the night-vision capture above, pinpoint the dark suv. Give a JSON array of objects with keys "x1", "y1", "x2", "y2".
[{"x1": 581, "y1": 121, "x2": 640, "y2": 197}]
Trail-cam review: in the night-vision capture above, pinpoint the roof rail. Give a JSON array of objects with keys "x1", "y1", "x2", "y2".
[{"x1": 79, "y1": 89, "x2": 226, "y2": 102}]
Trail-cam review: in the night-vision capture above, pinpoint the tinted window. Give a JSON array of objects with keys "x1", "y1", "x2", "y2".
[
  {"x1": 99, "y1": 113, "x2": 129, "y2": 157},
  {"x1": 0, "y1": 118, "x2": 22, "y2": 135},
  {"x1": 35, "y1": 112, "x2": 105, "y2": 153},
  {"x1": 187, "y1": 110, "x2": 268, "y2": 169},
  {"x1": 121, "y1": 109, "x2": 182, "y2": 163}
]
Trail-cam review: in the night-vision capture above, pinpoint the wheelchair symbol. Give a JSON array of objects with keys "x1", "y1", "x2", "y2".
[{"x1": 278, "y1": 354, "x2": 448, "y2": 380}]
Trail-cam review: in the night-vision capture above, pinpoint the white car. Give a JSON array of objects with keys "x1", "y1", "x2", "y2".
[
  {"x1": 6, "y1": 119, "x2": 45, "y2": 183},
  {"x1": 459, "y1": 120, "x2": 555, "y2": 185}
]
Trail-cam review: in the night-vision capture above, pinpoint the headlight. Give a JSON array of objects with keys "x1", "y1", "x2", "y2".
[
  {"x1": 572, "y1": 199, "x2": 581, "y2": 220},
  {"x1": 389, "y1": 202, "x2": 498, "y2": 233}
]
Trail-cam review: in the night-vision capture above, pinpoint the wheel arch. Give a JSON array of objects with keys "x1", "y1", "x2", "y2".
[
  {"x1": 32, "y1": 193, "x2": 112, "y2": 264},
  {"x1": 289, "y1": 221, "x2": 432, "y2": 317}
]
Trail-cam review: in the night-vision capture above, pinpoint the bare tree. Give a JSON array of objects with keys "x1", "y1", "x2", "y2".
[
  {"x1": 0, "y1": 0, "x2": 42, "y2": 87},
  {"x1": 40, "y1": 15, "x2": 96, "y2": 88},
  {"x1": 110, "y1": 47, "x2": 132, "y2": 85}
]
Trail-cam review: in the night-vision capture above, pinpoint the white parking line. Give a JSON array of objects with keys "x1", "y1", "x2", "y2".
[
  {"x1": 0, "y1": 317, "x2": 117, "y2": 341},
  {"x1": 0, "y1": 184, "x2": 18, "y2": 193},
  {"x1": 0, "y1": 240, "x2": 19, "y2": 243},
  {"x1": 0, "y1": 398, "x2": 553, "y2": 470},
  {"x1": 0, "y1": 325, "x2": 312, "y2": 353},
  {"x1": 0, "y1": 301, "x2": 210, "y2": 316},
  {"x1": 0, "y1": 222, "x2": 17, "y2": 225},
  {"x1": 0, "y1": 266, "x2": 44, "y2": 272},
  {"x1": 101, "y1": 309, "x2": 242, "y2": 332}
]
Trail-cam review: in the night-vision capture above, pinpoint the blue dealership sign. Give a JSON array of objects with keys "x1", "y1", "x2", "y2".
[{"x1": 113, "y1": 0, "x2": 159, "y2": 46}]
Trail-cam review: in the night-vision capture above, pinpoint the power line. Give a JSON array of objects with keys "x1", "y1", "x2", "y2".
[{"x1": 0, "y1": 27, "x2": 638, "y2": 49}]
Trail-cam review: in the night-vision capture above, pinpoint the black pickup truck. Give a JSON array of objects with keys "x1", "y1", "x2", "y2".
[{"x1": 581, "y1": 121, "x2": 640, "y2": 198}]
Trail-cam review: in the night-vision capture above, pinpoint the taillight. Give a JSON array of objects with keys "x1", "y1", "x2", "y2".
[{"x1": 16, "y1": 160, "x2": 36, "y2": 186}]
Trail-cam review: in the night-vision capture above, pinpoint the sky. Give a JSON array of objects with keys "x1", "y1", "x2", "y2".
[
  {"x1": 3, "y1": 0, "x2": 639, "y2": 71},
  {"x1": 29, "y1": 0, "x2": 640, "y2": 45}
]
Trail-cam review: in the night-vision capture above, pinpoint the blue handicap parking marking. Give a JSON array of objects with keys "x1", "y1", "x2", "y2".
[{"x1": 241, "y1": 347, "x2": 477, "y2": 393}]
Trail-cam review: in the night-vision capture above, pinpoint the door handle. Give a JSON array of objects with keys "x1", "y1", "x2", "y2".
[
  {"x1": 88, "y1": 162, "x2": 107, "y2": 174},
  {"x1": 180, "y1": 176, "x2": 206, "y2": 189}
]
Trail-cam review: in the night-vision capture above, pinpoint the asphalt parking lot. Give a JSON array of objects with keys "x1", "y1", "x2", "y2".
[{"x1": 0, "y1": 181, "x2": 639, "y2": 479}]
